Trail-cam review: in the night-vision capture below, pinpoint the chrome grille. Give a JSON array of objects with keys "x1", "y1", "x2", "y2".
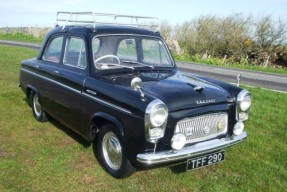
[{"x1": 175, "y1": 113, "x2": 228, "y2": 144}]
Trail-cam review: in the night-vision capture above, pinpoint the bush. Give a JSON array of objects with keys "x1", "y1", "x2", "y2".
[{"x1": 164, "y1": 14, "x2": 287, "y2": 68}]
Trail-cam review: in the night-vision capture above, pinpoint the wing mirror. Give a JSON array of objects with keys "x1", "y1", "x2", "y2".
[{"x1": 131, "y1": 77, "x2": 145, "y2": 100}]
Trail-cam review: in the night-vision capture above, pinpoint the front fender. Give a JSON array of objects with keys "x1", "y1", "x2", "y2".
[{"x1": 89, "y1": 111, "x2": 125, "y2": 140}]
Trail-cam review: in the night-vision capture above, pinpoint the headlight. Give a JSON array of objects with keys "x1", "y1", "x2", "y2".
[
  {"x1": 150, "y1": 104, "x2": 168, "y2": 127},
  {"x1": 240, "y1": 100, "x2": 251, "y2": 111},
  {"x1": 236, "y1": 90, "x2": 252, "y2": 121},
  {"x1": 145, "y1": 99, "x2": 168, "y2": 143},
  {"x1": 238, "y1": 90, "x2": 252, "y2": 111}
]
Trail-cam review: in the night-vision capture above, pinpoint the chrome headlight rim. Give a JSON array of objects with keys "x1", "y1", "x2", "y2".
[
  {"x1": 146, "y1": 99, "x2": 168, "y2": 127},
  {"x1": 145, "y1": 99, "x2": 168, "y2": 143},
  {"x1": 236, "y1": 89, "x2": 252, "y2": 121},
  {"x1": 150, "y1": 104, "x2": 168, "y2": 127},
  {"x1": 237, "y1": 89, "x2": 252, "y2": 112}
]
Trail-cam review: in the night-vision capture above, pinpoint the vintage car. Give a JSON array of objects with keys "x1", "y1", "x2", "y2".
[{"x1": 19, "y1": 12, "x2": 251, "y2": 178}]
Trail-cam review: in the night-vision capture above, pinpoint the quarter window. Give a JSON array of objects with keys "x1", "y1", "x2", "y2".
[
  {"x1": 42, "y1": 36, "x2": 63, "y2": 63},
  {"x1": 63, "y1": 37, "x2": 87, "y2": 69}
]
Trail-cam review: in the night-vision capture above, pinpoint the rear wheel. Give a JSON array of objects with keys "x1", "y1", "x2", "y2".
[
  {"x1": 30, "y1": 91, "x2": 48, "y2": 122},
  {"x1": 94, "y1": 124, "x2": 135, "y2": 178}
]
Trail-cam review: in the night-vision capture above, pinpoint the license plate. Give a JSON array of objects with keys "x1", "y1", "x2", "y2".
[{"x1": 186, "y1": 151, "x2": 225, "y2": 171}]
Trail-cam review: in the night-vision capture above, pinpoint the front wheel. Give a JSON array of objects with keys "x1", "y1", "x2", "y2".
[
  {"x1": 94, "y1": 124, "x2": 135, "y2": 178},
  {"x1": 30, "y1": 91, "x2": 48, "y2": 122}
]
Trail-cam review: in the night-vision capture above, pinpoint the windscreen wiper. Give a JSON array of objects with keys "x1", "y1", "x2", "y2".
[
  {"x1": 99, "y1": 63, "x2": 135, "y2": 70},
  {"x1": 122, "y1": 60, "x2": 154, "y2": 69}
]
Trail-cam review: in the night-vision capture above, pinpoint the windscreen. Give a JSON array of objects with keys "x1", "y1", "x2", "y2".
[{"x1": 92, "y1": 35, "x2": 173, "y2": 70}]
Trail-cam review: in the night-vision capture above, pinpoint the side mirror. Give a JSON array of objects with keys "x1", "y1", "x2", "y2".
[
  {"x1": 131, "y1": 77, "x2": 145, "y2": 100},
  {"x1": 131, "y1": 77, "x2": 143, "y2": 91}
]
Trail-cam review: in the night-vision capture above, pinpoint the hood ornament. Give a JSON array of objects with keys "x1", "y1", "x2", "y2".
[
  {"x1": 187, "y1": 83, "x2": 204, "y2": 92},
  {"x1": 194, "y1": 86, "x2": 204, "y2": 92},
  {"x1": 131, "y1": 77, "x2": 146, "y2": 101},
  {"x1": 237, "y1": 73, "x2": 241, "y2": 87}
]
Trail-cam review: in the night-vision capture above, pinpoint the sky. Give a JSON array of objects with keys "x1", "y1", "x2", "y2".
[{"x1": 0, "y1": 0, "x2": 287, "y2": 27}]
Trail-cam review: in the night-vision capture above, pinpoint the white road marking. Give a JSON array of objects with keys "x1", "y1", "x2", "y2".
[
  {"x1": 214, "y1": 67, "x2": 287, "y2": 81},
  {"x1": 229, "y1": 83, "x2": 287, "y2": 94}
]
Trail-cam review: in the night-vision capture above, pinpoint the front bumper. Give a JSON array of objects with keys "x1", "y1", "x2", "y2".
[{"x1": 137, "y1": 131, "x2": 247, "y2": 165}]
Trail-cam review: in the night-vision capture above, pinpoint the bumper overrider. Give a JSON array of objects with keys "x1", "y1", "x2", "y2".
[{"x1": 137, "y1": 131, "x2": 247, "y2": 165}]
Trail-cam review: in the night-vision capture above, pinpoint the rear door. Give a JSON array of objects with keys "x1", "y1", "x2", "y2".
[{"x1": 34, "y1": 35, "x2": 64, "y2": 114}]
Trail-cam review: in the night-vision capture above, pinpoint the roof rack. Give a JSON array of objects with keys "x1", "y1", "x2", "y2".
[{"x1": 56, "y1": 12, "x2": 159, "y2": 31}]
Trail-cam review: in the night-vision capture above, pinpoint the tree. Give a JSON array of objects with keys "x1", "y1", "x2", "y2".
[
  {"x1": 159, "y1": 20, "x2": 173, "y2": 40},
  {"x1": 171, "y1": 13, "x2": 287, "y2": 67},
  {"x1": 253, "y1": 15, "x2": 287, "y2": 66}
]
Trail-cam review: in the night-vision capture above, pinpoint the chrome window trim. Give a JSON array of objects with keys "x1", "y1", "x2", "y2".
[
  {"x1": 92, "y1": 34, "x2": 175, "y2": 70},
  {"x1": 62, "y1": 63, "x2": 87, "y2": 70},
  {"x1": 42, "y1": 36, "x2": 64, "y2": 64},
  {"x1": 63, "y1": 36, "x2": 87, "y2": 70},
  {"x1": 21, "y1": 68, "x2": 132, "y2": 115}
]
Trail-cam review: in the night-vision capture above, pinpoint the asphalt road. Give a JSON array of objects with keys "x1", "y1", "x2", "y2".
[
  {"x1": 177, "y1": 62, "x2": 287, "y2": 92},
  {"x1": 0, "y1": 40, "x2": 41, "y2": 50},
  {"x1": 1, "y1": 40, "x2": 286, "y2": 92}
]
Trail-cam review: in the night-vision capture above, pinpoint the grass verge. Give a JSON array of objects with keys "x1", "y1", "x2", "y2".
[{"x1": 0, "y1": 45, "x2": 286, "y2": 191}]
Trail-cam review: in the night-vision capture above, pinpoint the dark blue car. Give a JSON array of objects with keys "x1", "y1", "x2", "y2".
[{"x1": 19, "y1": 12, "x2": 252, "y2": 178}]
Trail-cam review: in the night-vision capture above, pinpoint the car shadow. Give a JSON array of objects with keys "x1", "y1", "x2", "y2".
[
  {"x1": 49, "y1": 118, "x2": 91, "y2": 148},
  {"x1": 23, "y1": 97, "x2": 91, "y2": 148},
  {"x1": 136, "y1": 160, "x2": 188, "y2": 175},
  {"x1": 168, "y1": 163, "x2": 188, "y2": 174}
]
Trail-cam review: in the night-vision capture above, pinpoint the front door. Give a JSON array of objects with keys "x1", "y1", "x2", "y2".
[{"x1": 52, "y1": 36, "x2": 87, "y2": 133}]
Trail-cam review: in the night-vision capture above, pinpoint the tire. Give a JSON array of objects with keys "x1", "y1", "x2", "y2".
[
  {"x1": 94, "y1": 124, "x2": 135, "y2": 178},
  {"x1": 30, "y1": 91, "x2": 48, "y2": 122}
]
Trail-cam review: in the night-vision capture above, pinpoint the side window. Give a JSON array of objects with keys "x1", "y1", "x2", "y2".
[
  {"x1": 142, "y1": 39, "x2": 170, "y2": 65},
  {"x1": 63, "y1": 37, "x2": 87, "y2": 69},
  {"x1": 117, "y1": 39, "x2": 137, "y2": 60},
  {"x1": 42, "y1": 36, "x2": 63, "y2": 63},
  {"x1": 93, "y1": 38, "x2": 100, "y2": 54}
]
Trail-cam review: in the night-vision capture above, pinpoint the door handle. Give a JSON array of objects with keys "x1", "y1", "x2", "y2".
[
  {"x1": 35, "y1": 65, "x2": 40, "y2": 68},
  {"x1": 86, "y1": 89, "x2": 97, "y2": 96},
  {"x1": 54, "y1": 70, "x2": 60, "y2": 74}
]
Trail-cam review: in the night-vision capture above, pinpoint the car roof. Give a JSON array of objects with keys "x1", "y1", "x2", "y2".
[{"x1": 49, "y1": 24, "x2": 161, "y2": 37}]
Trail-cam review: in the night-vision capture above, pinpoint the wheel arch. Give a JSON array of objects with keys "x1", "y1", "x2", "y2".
[
  {"x1": 89, "y1": 112, "x2": 125, "y2": 142},
  {"x1": 25, "y1": 85, "x2": 38, "y2": 98}
]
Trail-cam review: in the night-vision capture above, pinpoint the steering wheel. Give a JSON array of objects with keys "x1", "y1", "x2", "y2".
[{"x1": 94, "y1": 55, "x2": 120, "y2": 68}]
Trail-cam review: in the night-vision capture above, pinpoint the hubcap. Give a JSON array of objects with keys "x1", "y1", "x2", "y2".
[
  {"x1": 33, "y1": 94, "x2": 42, "y2": 117},
  {"x1": 102, "y1": 131, "x2": 122, "y2": 170}
]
